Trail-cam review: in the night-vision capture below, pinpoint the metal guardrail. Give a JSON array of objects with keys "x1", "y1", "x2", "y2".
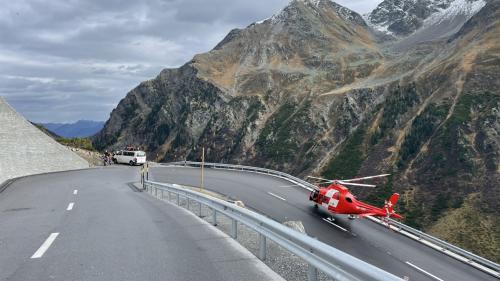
[
  {"x1": 144, "y1": 180, "x2": 403, "y2": 281},
  {"x1": 160, "y1": 161, "x2": 500, "y2": 278},
  {"x1": 165, "y1": 161, "x2": 317, "y2": 191}
]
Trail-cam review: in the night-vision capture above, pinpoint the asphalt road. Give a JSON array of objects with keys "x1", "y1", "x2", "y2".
[
  {"x1": 151, "y1": 166, "x2": 497, "y2": 281},
  {"x1": 0, "y1": 167, "x2": 282, "y2": 281}
]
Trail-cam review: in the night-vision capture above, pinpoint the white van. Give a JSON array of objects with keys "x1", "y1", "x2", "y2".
[{"x1": 113, "y1": 150, "x2": 146, "y2": 165}]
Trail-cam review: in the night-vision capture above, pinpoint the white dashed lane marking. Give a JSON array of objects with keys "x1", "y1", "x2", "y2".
[
  {"x1": 31, "y1": 233, "x2": 59, "y2": 259},
  {"x1": 267, "y1": 192, "x2": 286, "y2": 201},
  {"x1": 322, "y1": 218, "x2": 348, "y2": 232},
  {"x1": 406, "y1": 261, "x2": 444, "y2": 281},
  {"x1": 73, "y1": 189, "x2": 78, "y2": 195},
  {"x1": 66, "y1": 202, "x2": 74, "y2": 211}
]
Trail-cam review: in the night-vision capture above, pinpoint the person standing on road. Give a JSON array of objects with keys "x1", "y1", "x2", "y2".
[{"x1": 104, "y1": 150, "x2": 112, "y2": 166}]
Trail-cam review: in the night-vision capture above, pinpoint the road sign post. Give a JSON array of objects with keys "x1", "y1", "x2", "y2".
[{"x1": 201, "y1": 147, "x2": 205, "y2": 190}]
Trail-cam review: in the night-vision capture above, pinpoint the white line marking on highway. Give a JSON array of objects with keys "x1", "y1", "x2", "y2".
[
  {"x1": 73, "y1": 189, "x2": 78, "y2": 195},
  {"x1": 66, "y1": 202, "x2": 74, "y2": 211},
  {"x1": 322, "y1": 218, "x2": 348, "y2": 232},
  {"x1": 267, "y1": 192, "x2": 286, "y2": 201},
  {"x1": 406, "y1": 261, "x2": 444, "y2": 281},
  {"x1": 31, "y1": 233, "x2": 59, "y2": 259}
]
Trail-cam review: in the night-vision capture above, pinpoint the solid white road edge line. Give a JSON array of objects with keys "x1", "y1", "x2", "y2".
[
  {"x1": 405, "y1": 261, "x2": 444, "y2": 281},
  {"x1": 322, "y1": 218, "x2": 348, "y2": 232},
  {"x1": 267, "y1": 192, "x2": 286, "y2": 201},
  {"x1": 73, "y1": 189, "x2": 78, "y2": 195},
  {"x1": 67, "y1": 202, "x2": 74, "y2": 211},
  {"x1": 31, "y1": 233, "x2": 59, "y2": 259}
]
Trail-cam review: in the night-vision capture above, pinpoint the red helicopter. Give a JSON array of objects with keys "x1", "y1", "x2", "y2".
[{"x1": 307, "y1": 174, "x2": 403, "y2": 220}]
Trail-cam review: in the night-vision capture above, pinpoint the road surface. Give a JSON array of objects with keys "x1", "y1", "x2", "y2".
[
  {"x1": 151, "y1": 165, "x2": 497, "y2": 281},
  {"x1": 0, "y1": 167, "x2": 282, "y2": 281}
]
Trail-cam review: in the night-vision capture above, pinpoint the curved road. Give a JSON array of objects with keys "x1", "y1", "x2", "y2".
[
  {"x1": 0, "y1": 167, "x2": 282, "y2": 281},
  {"x1": 151, "y1": 165, "x2": 497, "y2": 281}
]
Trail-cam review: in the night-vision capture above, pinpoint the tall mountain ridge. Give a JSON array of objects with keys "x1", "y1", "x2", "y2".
[{"x1": 94, "y1": 0, "x2": 500, "y2": 261}]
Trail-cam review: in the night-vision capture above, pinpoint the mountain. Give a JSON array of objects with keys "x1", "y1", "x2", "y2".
[
  {"x1": 42, "y1": 120, "x2": 105, "y2": 138},
  {"x1": 31, "y1": 122, "x2": 61, "y2": 139},
  {"x1": 94, "y1": 0, "x2": 499, "y2": 261},
  {"x1": 366, "y1": 0, "x2": 486, "y2": 37},
  {"x1": 95, "y1": 0, "x2": 384, "y2": 165}
]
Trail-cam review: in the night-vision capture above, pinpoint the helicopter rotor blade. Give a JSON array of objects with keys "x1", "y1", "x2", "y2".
[
  {"x1": 337, "y1": 181, "x2": 376, "y2": 187},
  {"x1": 340, "y1": 174, "x2": 390, "y2": 182},
  {"x1": 307, "y1": 176, "x2": 334, "y2": 183}
]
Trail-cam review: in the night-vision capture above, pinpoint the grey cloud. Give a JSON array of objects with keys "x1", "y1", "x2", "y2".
[{"x1": 0, "y1": 0, "x2": 380, "y2": 123}]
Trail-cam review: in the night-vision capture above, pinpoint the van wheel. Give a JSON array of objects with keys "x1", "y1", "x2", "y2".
[{"x1": 129, "y1": 161, "x2": 134, "y2": 166}]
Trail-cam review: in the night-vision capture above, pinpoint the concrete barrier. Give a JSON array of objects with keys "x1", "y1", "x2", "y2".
[{"x1": 0, "y1": 97, "x2": 89, "y2": 185}]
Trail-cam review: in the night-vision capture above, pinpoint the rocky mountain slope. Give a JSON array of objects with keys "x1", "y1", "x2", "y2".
[
  {"x1": 366, "y1": 0, "x2": 486, "y2": 36},
  {"x1": 366, "y1": 0, "x2": 488, "y2": 49},
  {"x1": 94, "y1": 0, "x2": 499, "y2": 261}
]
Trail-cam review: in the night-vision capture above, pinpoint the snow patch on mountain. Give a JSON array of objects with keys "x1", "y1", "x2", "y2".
[
  {"x1": 363, "y1": 13, "x2": 393, "y2": 35},
  {"x1": 423, "y1": 0, "x2": 486, "y2": 27},
  {"x1": 366, "y1": 0, "x2": 485, "y2": 37}
]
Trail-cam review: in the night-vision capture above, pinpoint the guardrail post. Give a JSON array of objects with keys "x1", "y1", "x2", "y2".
[
  {"x1": 168, "y1": 191, "x2": 171, "y2": 201},
  {"x1": 307, "y1": 264, "x2": 318, "y2": 281},
  {"x1": 187, "y1": 197, "x2": 190, "y2": 210},
  {"x1": 155, "y1": 187, "x2": 158, "y2": 198},
  {"x1": 259, "y1": 234, "x2": 267, "y2": 260},
  {"x1": 198, "y1": 202, "x2": 202, "y2": 217},
  {"x1": 176, "y1": 193, "x2": 180, "y2": 205},
  {"x1": 212, "y1": 209, "x2": 217, "y2": 226},
  {"x1": 231, "y1": 219, "x2": 237, "y2": 239},
  {"x1": 161, "y1": 190, "x2": 164, "y2": 200}
]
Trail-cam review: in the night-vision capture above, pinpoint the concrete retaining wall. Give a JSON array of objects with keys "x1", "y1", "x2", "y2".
[{"x1": 0, "y1": 97, "x2": 89, "y2": 184}]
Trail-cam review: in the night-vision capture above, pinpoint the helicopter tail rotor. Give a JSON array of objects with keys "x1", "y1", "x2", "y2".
[{"x1": 384, "y1": 193, "x2": 402, "y2": 219}]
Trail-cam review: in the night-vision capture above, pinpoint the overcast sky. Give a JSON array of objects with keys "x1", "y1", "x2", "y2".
[{"x1": 0, "y1": 0, "x2": 382, "y2": 123}]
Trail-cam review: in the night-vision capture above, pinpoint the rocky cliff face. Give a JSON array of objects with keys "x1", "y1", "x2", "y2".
[
  {"x1": 366, "y1": 0, "x2": 486, "y2": 37},
  {"x1": 95, "y1": 0, "x2": 386, "y2": 172},
  {"x1": 94, "y1": 0, "x2": 499, "y2": 261}
]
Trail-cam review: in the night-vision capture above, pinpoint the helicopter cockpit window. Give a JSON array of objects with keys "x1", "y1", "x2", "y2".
[
  {"x1": 332, "y1": 193, "x2": 340, "y2": 200},
  {"x1": 345, "y1": 197, "x2": 353, "y2": 203}
]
